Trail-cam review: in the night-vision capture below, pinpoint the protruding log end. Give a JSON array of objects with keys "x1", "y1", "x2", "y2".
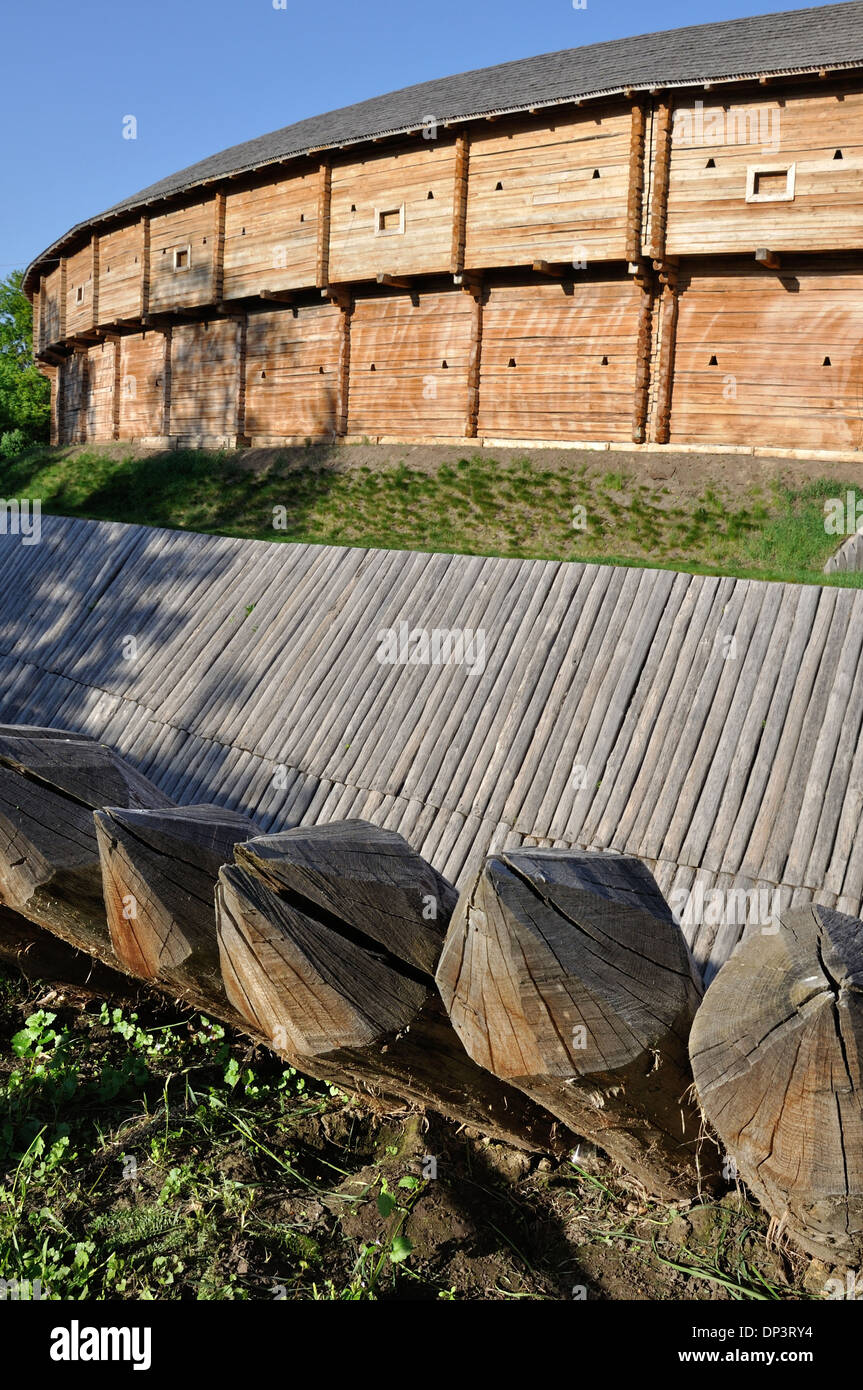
[
  {"x1": 437, "y1": 849, "x2": 714, "y2": 1198},
  {"x1": 94, "y1": 803, "x2": 257, "y2": 1016},
  {"x1": 235, "y1": 819, "x2": 456, "y2": 977},
  {"x1": 690, "y1": 903, "x2": 863, "y2": 1265}
]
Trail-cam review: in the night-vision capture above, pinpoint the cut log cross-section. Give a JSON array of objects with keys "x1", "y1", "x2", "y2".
[
  {"x1": 690, "y1": 903, "x2": 863, "y2": 1265},
  {"x1": 0, "y1": 725, "x2": 174, "y2": 966},
  {"x1": 94, "y1": 803, "x2": 258, "y2": 1021},
  {"x1": 436, "y1": 849, "x2": 716, "y2": 1199},
  {"x1": 216, "y1": 821, "x2": 568, "y2": 1152}
]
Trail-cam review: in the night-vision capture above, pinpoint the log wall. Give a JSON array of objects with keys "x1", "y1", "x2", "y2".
[
  {"x1": 669, "y1": 261, "x2": 863, "y2": 450},
  {"x1": 97, "y1": 222, "x2": 145, "y2": 325},
  {"x1": 84, "y1": 342, "x2": 116, "y2": 441},
  {"x1": 328, "y1": 140, "x2": 458, "y2": 283},
  {"x1": 476, "y1": 279, "x2": 643, "y2": 441},
  {"x1": 223, "y1": 172, "x2": 319, "y2": 299},
  {"x1": 30, "y1": 74, "x2": 863, "y2": 455},
  {"x1": 119, "y1": 332, "x2": 167, "y2": 438},
  {"x1": 169, "y1": 319, "x2": 240, "y2": 439},
  {"x1": 244, "y1": 304, "x2": 342, "y2": 439},
  {"x1": 464, "y1": 107, "x2": 632, "y2": 269},
  {"x1": 346, "y1": 290, "x2": 474, "y2": 437}
]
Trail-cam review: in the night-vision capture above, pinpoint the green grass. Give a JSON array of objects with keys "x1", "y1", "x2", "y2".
[
  {"x1": 0, "y1": 969, "x2": 816, "y2": 1302},
  {"x1": 2, "y1": 445, "x2": 862, "y2": 586}
]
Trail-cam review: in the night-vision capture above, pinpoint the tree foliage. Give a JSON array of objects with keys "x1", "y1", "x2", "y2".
[{"x1": 0, "y1": 270, "x2": 51, "y2": 448}]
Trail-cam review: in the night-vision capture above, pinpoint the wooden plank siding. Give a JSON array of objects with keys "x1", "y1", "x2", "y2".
[
  {"x1": 244, "y1": 304, "x2": 342, "y2": 439},
  {"x1": 346, "y1": 290, "x2": 473, "y2": 437},
  {"x1": 169, "y1": 320, "x2": 241, "y2": 439},
  {"x1": 477, "y1": 279, "x2": 643, "y2": 441},
  {"x1": 65, "y1": 243, "x2": 96, "y2": 337},
  {"x1": 669, "y1": 261, "x2": 863, "y2": 450},
  {"x1": 97, "y1": 222, "x2": 145, "y2": 325},
  {"x1": 84, "y1": 342, "x2": 116, "y2": 441},
  {"x1": 223, "y1": 171, "x2": 319, "y2": 299},
  {"x1": 58, "y1": 352, "x2": 87, "y2": 443},
  {"x1": 40, "y1": 265, "x2": 64, "y2": 348},
  {"x1": 464, "y1": 107, "x2": 632, "y2": 270},
  {"x1": 148, "y1": 200, "x2": 217, "y2": 311},
  {"x1": 666, "y1": 87, "x2": 863, "y2": 256},
  {"x1": 328, "y1": 139, "x2": 458, "y2": 283},
  {"x1": 119, "y1": 332, "x2": 168, "y2": 438}
]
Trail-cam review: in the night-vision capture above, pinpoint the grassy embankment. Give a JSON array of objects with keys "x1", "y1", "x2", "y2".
[{"x1": 0, "y1": 444, "x2": 860, "y2": 585}]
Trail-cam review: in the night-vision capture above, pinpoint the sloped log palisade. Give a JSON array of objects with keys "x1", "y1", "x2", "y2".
[{"x1": 25, "y1": 3, "x2": 863, "y2": 455}]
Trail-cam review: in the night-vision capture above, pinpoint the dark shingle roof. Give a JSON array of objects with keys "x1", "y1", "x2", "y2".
[{"x1": 25, "y1": 2, "x2": 863, "y2": 288}]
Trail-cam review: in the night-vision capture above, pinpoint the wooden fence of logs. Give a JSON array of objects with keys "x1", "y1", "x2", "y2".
[{"x1": 0, "y1": 723, "x2": 859, "y2": 1266}]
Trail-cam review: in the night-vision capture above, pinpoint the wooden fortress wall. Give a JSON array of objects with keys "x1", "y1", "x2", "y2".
[{"x1": 31, "y1": 77, "x2": 863, "y2": 453}]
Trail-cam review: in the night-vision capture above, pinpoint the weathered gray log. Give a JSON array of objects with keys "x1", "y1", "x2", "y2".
[
  {"x1": 436, "y1": 849, "x2": 717, "y2": 1199},
  {"x1": 94, "y1": 803, "x2": 258, "y2": 1023},
  {"x1": 0, "y1": 725, "x2": 173, "y2": 964},
  {"x1": 216, "y1": 822, "x2": 568, "y2": 1152},
  {"x1": 690, "y1": 903, "x2": 863, "y2": 1264},
  {"x1": 234, "y1": 820, "x2": 456, "y2": 975},
  {"x1": 0, "y1": 903, "x2": 140, "y2": 1003}
]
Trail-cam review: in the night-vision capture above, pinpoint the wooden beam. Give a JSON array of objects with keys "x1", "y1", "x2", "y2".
[
  {"x1": 316, "y1": 160, "x2": 332, "y2": 289},
  {"x1": 213, "y1": 190, "x2": 226, "y2": 302},
  {"x1": 91, "y1": 233, "x2": 100, "y2": 329},
  {"x1": 140, "y1": 215, "x2": 150, "y2": 316},
  {"x1": 111, "y1": 335, "x2": 121, "y2": 440},
  {"x1": 466, "y1": 282, "x2": 483, "y2": 439},
  {"x1": 259, "y1": 288, "x2": 295, "y2": 303},
  {"x1": 691, "y1": 903, "x2": 863, "y2": 1264},
  {"x1": 647, "y1": 98, "x2": 673, "y2": 262},
  {"x1": 436, "y1": 850, "x2": 717, "y2": 1200},
  {"x1": 162, "y1": 325, "x2": 172, "y2": 436},
  {"x1": 321, "y1": 285, "x2": 352, "y2": 310},
  {"x1": 236, "y1": 313, "x2": 248, "y2": 443},
  {"x1": 376, "y1": 273, "x2": 412, "y2": 288},
  {"x1": 59, "y1": 256, "x2": 67, "y2": 340},
  {"x1": 632, "y1": 278, "x2": 654, "y2": 445},
  {"x1": 335, "y1": 295, "x2": 352, "y2": 436},
  {"x1": 450, "y1": 131, "x2": 469, "y2": 276},
  {"x1": 532, "y1": 259, "x2": 562, "y2": 277},
  {"x1": 626, "y1": 99, "x2": 647, "y2": 264},
  {"x1": 755, "y1": 248, "x2": 781, "y2": 269},
  {"x1": 650, "y1": 274, "x2": 679, "y2": 444}
]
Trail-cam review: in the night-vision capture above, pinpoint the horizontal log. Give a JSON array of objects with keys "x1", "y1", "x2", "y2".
[{"x1": 436, "y1": 849, "x2": 718, "y2": 1199}]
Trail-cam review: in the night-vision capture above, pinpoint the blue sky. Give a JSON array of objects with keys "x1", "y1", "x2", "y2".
[{"x1": 1, "y1": 0, "x2": 826, "y2": 277}]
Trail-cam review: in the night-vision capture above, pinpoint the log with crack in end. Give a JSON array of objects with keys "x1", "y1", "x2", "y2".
[
  {"x1": 215, "y1": 821, "x2": 569, "y2": 1152},
  {"x1": 94, "y1": 803, "x2": 259, "y2": 1025},
  {"x1": 435, "y1": 849, "x2": 719, "y2": 1200},
  {"x1": 0, "y1": 725, "x2": 174, "y2": 966},
  {"x1": 690, "y1": 903, "x2": 863, "y2": 1265}
]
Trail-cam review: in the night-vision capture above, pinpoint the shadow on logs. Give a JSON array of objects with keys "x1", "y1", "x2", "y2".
[
  {"x1": 216, "y1": 821, "x2": 568, "y2": 1152},
  {"x1": 94, "y1": 803, "x2": 258, "y2": 1024},
  {"x1": 690, "y1": 903, "x2": 863, "y2": 1265},
  {"x1": 0, "y1": 904, "x2": 140, "y2": 1004},
  {"x1": 436, "y1": 849, "x2": 719, "y2": 1200},
  {"x1": 0, "y1": 725, "x2": 173, "y2": 965}
]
